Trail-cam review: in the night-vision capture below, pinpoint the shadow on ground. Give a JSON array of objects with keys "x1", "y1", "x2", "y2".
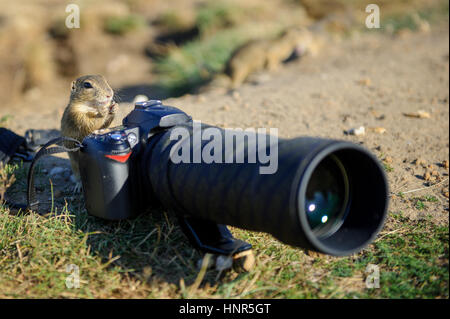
[{"x1": 5, "y1": 153, "x2": 214, "y2": 289}]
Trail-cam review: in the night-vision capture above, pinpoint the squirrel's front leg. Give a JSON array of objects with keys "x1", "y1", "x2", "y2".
[{"x1": 101, "y1": 102, "x2": 118, "y2": 129}]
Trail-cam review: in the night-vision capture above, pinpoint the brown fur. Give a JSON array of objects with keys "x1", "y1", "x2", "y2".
[
  {"x1": 227, "y1": 28, "x2": 319, "y2": 88},
  {"x1": 61, "y1": 75, "x2": 117, "y2": 181},
  {"x1": 226, "y1": 27, "x2": 320, "y2": 88}
]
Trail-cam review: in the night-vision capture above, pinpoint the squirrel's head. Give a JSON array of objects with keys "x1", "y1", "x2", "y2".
[
  {"x1": 70, "y1": 75, "x2": 114, "y2": 110},
  {"x1": 282, "y1": 27, "x2": 313, "y2": 56}
]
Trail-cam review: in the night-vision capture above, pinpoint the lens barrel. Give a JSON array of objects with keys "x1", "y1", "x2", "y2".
[{"x1": 145, "y1": 123, "x2": 388, "y2": 256}]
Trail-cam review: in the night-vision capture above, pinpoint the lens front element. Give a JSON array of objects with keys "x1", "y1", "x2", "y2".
[{"x1": 305, "y1": 155, "x2": 350, "y2": 238}]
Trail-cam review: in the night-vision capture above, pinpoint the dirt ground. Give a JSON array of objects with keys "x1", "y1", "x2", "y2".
[{"x1": 1, "y1": 24, "x2": 449, "y2": 225}]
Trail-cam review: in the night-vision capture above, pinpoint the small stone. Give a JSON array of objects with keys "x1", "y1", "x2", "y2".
[
  {"x1": 384, "y1": 156, "x2": 393, "y2": 164},
  {"x1": 403, "y1": 110, "x2": 431, "y2": 119},
  {"x1": 357, "y1": 78, "x2": 372, "y2": 86},
  {"x1": 215, "y1": 255, "x2": 233, "y2": 272},
  {"x1": 373, "y1": 127, "x2": 386, "y2": 134},
  {"x1": 414, "y1": 158, "x2": 427, "y2": 167},
  {"x1": 443, "y1": 189, "x2": 449, "y2": 198},
  {"x1": 342, "y1": 114, "x2": 351, "y2": 123},
  {"x1": 423, "y1": 171, "x2": 432, "y2": 181},
  {"x1": 442, "y1": 160, "x2": 449, "y2": 170},
  {"x1": 431, "y1": 170, "x2": 439, "y2": 176},
  {"x1": 221, "y1": 105, "x2": 230, "y2": 111},
  {"x1": 232, "y1": 91, "x2": 241, "y2": 101},
  {"x1": 347, "y1": 126, "x2": 365, "y2": 136}
]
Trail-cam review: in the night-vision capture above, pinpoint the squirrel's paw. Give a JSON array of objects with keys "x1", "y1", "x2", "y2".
[
  {"x1": 73, "y1": 182, "x2": 83, "y2": 194},
  {"x1": 109, "y1": 102, "x2": 118, "y2": 114},
  {"x1": 70, "y1": 175, "x2": 83, "y2": 193}
]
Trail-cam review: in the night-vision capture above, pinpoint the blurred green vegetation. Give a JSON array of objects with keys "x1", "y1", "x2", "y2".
[
  {"x1": 195, "y1": 3, "x2": 242, "y2": 35},
  {"x1": 155, "y1": 29, "x2": 249, "y2": 96},
  {"x1": 152, "y1": 2, "x2": 285, "y2": 96},
  {"x1": 151, "y1": 0, "x2": 449, "y2": 96},
  {"x1": 380, "y1": 0, "x2": 449, "y2": 34},
  {"x1": 0, "y1": 115, "x2": 11, "y2": 128},
  {"x1": 104, "y1": 14, "x2": 146, "y2": 35}
]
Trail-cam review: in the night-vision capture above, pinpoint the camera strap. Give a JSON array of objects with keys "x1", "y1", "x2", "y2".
[{"x1": 4, "y1": 136, "x2": 82, "y2": 213}]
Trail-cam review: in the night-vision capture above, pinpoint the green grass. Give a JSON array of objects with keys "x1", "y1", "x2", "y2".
[
  {"x1": 0, "y1": 208, "x2": 130, "y2": 298},
  {"x1": 155, "y1": 3, "x2": 241, "y2": 35},
  {"x1": 415, "y1": 199, "x2": 427, "y2": 210},
  {"x1": 361, "y1": 216, "x2": 448, "y2": 298},
  {"x1": 0, "y1": 115, "x2": 11, "y2": 127},
  {"x1": 379, "y1": 0, "x2": 449, "y2": 34},
  {"x1": 154, "y1": 29, "x2": 250, "y2": 96},
  {"x1": 424, "y1": 195, "x2": 439, "y2": 203},
  {"x1": 152, "y1": 2, "x2": 282, "y2": 96},
  {"x1": 313, "y1": 211, "x2": 448, "y2": 298},
  {"x1": 413, "y1": 195, "x2": 440, "y2": 210},
  {"x1": 0, "y1": 163, "x2": 448, "y2": 298},
  {"x1": 383, "y1": 163, "x2": 394, "y2": 172},
  {"x1": 195, "y1": 3, "x2": 241, "y2": 35},
  {"x1": 104, "y1": 14, "x2": 145, "y2": 35}
]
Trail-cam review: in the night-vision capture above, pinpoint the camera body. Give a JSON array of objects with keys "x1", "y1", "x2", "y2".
[
  {"x1": 79, "y1": 100, "x2": 255, "y2": 256},
  {"x1": 79, "y1": 100, "x2": 191, "y2": 220},
  {"x1": 78, "y1": 100, "x2": 388, "y2": 257}
]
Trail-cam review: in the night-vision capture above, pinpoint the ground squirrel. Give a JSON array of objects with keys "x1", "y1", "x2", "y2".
[
  {"x1": 226, "y1": 27, "x2": 321, "y2": 88},
  {"x1": 61, "y1": 74, "x2": 117, "y2": 192}
]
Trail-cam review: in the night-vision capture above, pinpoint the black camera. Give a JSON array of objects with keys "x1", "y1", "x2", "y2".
[{"x1": 79, "y1": 100, "x2": 389, "y2": 257}]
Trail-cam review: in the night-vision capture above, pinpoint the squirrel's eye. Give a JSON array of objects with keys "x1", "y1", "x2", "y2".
[{"x1": 83, "y1": 82, "x2": 93, "y2": 89}]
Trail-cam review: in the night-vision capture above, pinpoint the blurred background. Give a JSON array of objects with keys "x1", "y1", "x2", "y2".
[{"x1": 0, "y1": 0, "x2": 447, "y2": 111}]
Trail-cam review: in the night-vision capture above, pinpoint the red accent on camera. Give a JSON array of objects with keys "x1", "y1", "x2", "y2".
[{"x1": 105, "y1": 152, "x2": 131, "y2": 163}]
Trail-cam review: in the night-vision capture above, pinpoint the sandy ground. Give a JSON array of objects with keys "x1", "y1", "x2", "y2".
[{"x1": 2, "y1": 25, "x2": 449, "y2": 225}]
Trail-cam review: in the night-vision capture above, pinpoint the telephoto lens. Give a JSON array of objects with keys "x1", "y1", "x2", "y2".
[{"x1": 144, "y1": 122, "x2": 389, "y2": 256}]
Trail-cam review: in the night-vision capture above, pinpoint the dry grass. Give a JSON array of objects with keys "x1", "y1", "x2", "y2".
[{"x1": 0, "y1": 162, "x2": 448, "y2": 298}]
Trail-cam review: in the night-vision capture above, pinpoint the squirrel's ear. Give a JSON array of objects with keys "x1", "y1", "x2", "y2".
[{"x1": 71, "y1": 81, "x2": 76, "y2": 93}]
